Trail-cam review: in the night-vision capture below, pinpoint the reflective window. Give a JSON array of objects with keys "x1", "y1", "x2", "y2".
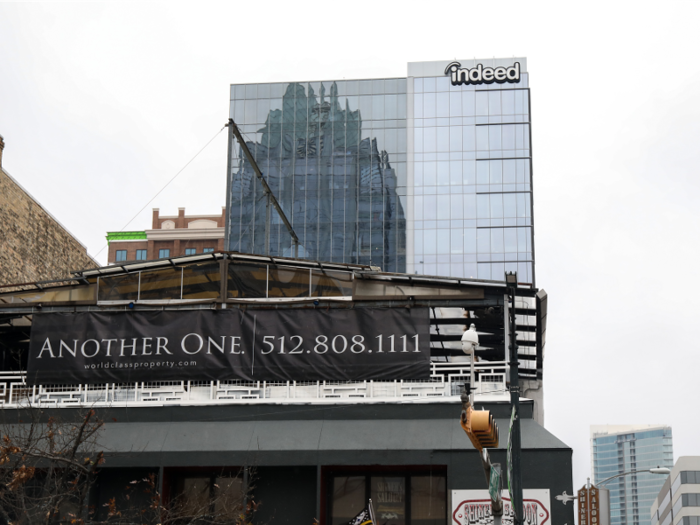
[
  {"x1": 681, "y1": 472, "x2": 700, "y2": 484},
  {"x1": 185, "y1": 248, "x2": 196, "y2": 255},
  {"x1": 136, "y1": 249, "x2": 147, "y2": 261},
  {"x1": 115, "y1": 250, "x2": 127, "y2": 262},
  {"x1": 682, "y1": 493, "x2": 700, "y2": 506},
  {"x1": 227, "y1": 71, "x2": 532, "y2": 282},
  {"x1": 158, "y1": 249, "x2": 170, "y2": 259},
  {"x1": 227, "y1": 80, "x2": 406, "y2": 272}
]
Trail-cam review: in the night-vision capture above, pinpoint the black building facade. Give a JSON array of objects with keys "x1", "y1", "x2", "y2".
[{"x1": 0, "y1": 253, "x2": 567, "y2": 525}]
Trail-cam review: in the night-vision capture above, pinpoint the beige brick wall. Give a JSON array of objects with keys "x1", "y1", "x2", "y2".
[{"x1": 0, "y1": 168, "x2": 96, "y2": 286}]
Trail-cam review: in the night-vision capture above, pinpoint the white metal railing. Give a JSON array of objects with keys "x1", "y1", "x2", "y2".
[{"x1": 0, "y1": 362, "x2": 509, "y2": 408}]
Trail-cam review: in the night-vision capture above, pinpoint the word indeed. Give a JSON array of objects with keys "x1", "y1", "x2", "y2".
[{"x1": 444, "y1": 62, "x2": 521, "y2": 86}]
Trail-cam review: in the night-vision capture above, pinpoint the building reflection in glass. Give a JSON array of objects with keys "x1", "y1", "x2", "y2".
[{"x1": 227, "y1": 81, "x2": 406, "y2": 273}]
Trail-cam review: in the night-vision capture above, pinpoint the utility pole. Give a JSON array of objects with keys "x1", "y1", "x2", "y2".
[
  {"x1": 506, "y1": 271, "x2": 523, "y2": 525},
  {"x1": 461, "y1": 326, "x2": 502, "y2": 525},
  {"x1": 460, "y1": 387, "x2": 503, "y2": 525},
  {"x1": 227, "y1": 119, "x2": 300, "y2": 258}
]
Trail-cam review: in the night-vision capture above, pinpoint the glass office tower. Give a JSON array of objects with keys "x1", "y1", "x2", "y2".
[
  {"x1": 592, "y1": 425, "x2": 674, "y2": 525},
  {"x1": 226, "y1": 58, "x2": 534, "y2": 282}
]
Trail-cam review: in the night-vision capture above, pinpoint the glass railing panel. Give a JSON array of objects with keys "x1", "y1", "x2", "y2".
[
  {"x1": 181, "y1": 262, "x2": 221, "y2": 300},
  {"x1": 227, "y1": 262, "x2": 268, "y2": 298},
  {"x1": 98, "y1": 274, "x2": 139, "y2": 302},
  {"x1": 139, "y1": 267, "x2": 183, "y2": 300},
  {"x1": 268, "y1": 267, "x2": 309, "y2": 298},
  {"x1": 0, "y1": 284, "x2": 96, "y2": 305},
  {"x1": 311, "y1": 270, "x2": 353, "y2": 297},
  {"x1": 354, "y1": 279, "x2": 481, "y2": 297},
  {"x1": 68, "y1": 285, "x2": 97, "y2": 302}
]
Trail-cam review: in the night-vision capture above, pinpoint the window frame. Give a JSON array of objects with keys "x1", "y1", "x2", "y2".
[
  {"x1": 163, "y1": 466, "x2": 245, "y2": 520},
  {"x1": 322, "y1": 466, "x2": 447, "y2": 525}
]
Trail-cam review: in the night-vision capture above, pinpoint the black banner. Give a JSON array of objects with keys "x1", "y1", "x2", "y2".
[{"x1": 27, "y1": 308, "x2": 430, "y2": 385}]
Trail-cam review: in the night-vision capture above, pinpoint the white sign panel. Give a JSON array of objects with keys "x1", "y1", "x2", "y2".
[{"x1": 452, "y1": 489, "x2": 551, "y2": 525}]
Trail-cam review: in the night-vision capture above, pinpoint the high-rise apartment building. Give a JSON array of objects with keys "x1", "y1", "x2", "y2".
[
  {"x1": 592, "y1": 425, "x2": 674, "y2": 525},
  {"x1": 651, "y1": 457, "x2": 700, "y2": 525},
  {"x1": 225, "y1": 58, "x2": 534, "y2": 283}
]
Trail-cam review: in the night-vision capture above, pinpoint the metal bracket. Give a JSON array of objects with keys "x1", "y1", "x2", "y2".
[{"x1": 555, "y1": 491, "x2": 577, "y2": 505}]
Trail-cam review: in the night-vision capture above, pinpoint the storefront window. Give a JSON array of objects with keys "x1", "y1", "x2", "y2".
[
  {"x1": 328, "y1": 469, "x2": 446, "y2": 525},
  {"x1": 214, "y1": 477, "x2": 245, "y2": 515},
  {"x1": 411, "y1": 476, "x2": 446, "y2": 525},
  {"x1": 173, "y1": 476, "x2": 211, "y2": 516},
  {"x1": 372, "y1": 477, "x2": 406, "y2": 525},
  {"x1": 169, "y1": 470, "x2": 244, "y2": 522},
  {"x1": 332, "y1": 476, "x2": 366, "y2": 525}
]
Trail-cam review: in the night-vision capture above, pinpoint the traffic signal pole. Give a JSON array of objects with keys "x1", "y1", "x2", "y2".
[
  {"x1": 460, "y1": 388, "x2": 502, "y2": 523},
  {"x1": 506, "y1": 272, "x2": 523, "y2": 525}
]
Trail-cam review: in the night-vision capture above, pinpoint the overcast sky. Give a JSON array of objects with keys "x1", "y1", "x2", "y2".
[{"x1": 1, "y1": 1, "x2": 699, "y2": 493}]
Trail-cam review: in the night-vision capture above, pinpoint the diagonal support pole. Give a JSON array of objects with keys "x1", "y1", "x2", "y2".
[{"x1": 227, "y1": 119, "x2": 300, "y2": 257}]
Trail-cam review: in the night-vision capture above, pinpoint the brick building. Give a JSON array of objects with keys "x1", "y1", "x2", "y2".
[
  {"x1": 0, "y1": 134, "x2": 95, "y2": 287},
  {"x1": 106, "y1": 207, "x2": 225, "y2": 264}
]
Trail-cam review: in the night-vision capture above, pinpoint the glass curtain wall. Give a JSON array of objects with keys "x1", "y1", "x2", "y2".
[
  {"x1": 226, "y1": 60, "x2": 535, "y2": 283},
  {"x1": 409, "y1": 70, "x2": 533, "y2": 283},
  {"x1": 593, "y1": 428, "x2": 674, "y2": 525},
  {"x1": 227, "y1": 79, "x2": 407, "y2": 272}
]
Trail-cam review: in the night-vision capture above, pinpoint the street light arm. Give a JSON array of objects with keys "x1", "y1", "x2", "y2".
[{"x1": 597, "y1": 468, "x2": 671, "y2": 486}]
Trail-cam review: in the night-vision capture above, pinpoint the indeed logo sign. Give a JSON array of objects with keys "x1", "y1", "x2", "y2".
[{"x1": 444, "y1": 61, "x2": 521, "y2": 86}]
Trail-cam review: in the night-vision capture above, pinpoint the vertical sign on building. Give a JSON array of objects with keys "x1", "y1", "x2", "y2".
[
  {"x1": 507, "y1": 405, "x2": 516, "y2": 503},
  {"x1": 578, "y1": 484, "x2": 601, "y2": 525}
]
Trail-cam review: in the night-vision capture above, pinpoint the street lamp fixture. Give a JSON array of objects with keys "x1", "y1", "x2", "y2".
[{"x1": 556, "y1": 467, "x2": 672, "y2": 505}]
